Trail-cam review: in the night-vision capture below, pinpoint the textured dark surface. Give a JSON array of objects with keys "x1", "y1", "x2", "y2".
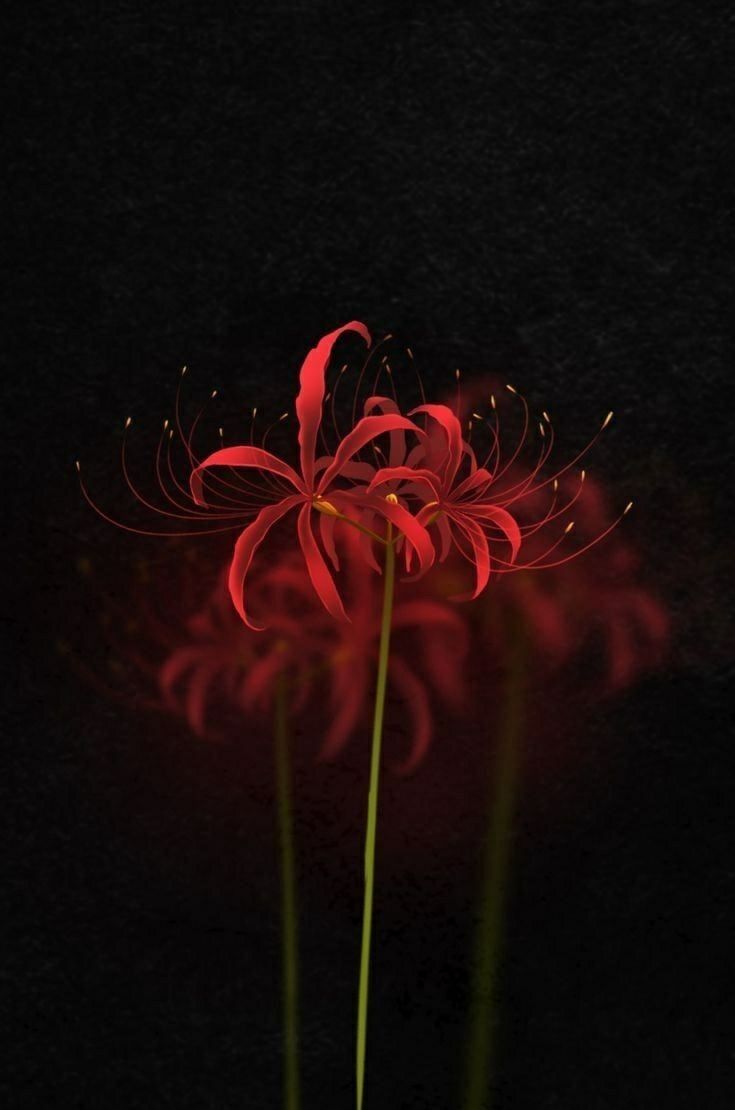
[{"x1": 4, "y1": 3, "x2": 733, "y2": 1107}]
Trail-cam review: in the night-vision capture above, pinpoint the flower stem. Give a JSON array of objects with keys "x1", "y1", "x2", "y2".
[
  {"x1": 275, "y1": 671, "x2": 300, "y2": 1110},
  {"x1": 356, "y1": 529, "x2": 396, "y2": 1110},
  {"x1": 463, "y1": 618, "x2": 526, "y2": 1110}
]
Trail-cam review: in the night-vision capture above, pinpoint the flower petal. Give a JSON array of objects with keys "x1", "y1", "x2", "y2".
[
  {"x1": 318, "y1": 415, "x2": 424, "y2": 491},
  {"x1": 409, "y1": 403, "x2": 464, "y2": 486},
  {"x1": 367, "y1": 466, "x2": 439, "y2": 499},
  {"x1": 228, "y1": 495, "x2": 303, "y2": 629},
  {"x1": 296, "y1": 321, "x2": 371, "y2": 491},
  {"x1": 388, "y1": 658, "x2": 432, "y2": 775},
  {"x1": 462, "y1": 503, "x2": 522, "y2": 562},
  {"x1": 319, "y1": 659, "x2": 369, "y2": 759},
  {"x1": 190, "y1": 446, "x2": 303, "y2": 506},
  {"x1": 297, "y1": 503, "x2": 349, "y2": 621},
  {"x1": 451, "y1": 514, "x2": 491, "y2": 598},
  {"x1": 240, "y1": 649, "x2": 289, "y2": 712},
  {"x1": 364, "y1": 395, "x2": 407, "y2": 466},
  {"x1": 353, "y1": 492, "x2": 436, "y2": 577},
  {"x1": 318, "y1": 508, "x2": 340, "y2": 570},
  {"x1": 453, "y1": 467, "x2": 494, "y2": 499}
]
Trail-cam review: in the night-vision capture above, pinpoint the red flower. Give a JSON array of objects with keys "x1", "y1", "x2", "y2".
[
  {"x1": 189, "y1": 323, "x2": 435, "y2": 629},
  {"x1": 366, "y1": 402, "x2": 522, "y2": 598}
]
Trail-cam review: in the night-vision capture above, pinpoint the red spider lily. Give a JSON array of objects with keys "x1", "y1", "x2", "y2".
[
  {"x1": 160, "y1": 528, "x2": 469, "y2": 772},
  {"x1": 366, "y1": 402, "x2": 523, "y2": 598},
  {"x1": 413, "y1": 371, "x2": 636, "y2": 590},
  {"x1": 189, "y1": 323, "x2": 435, "y2": 628}
]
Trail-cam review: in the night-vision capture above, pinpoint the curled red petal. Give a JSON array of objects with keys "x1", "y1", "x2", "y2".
[
  {"x1": 366, "y1": 466, "x2": 439, "y2": 499},
  {"x1": 388, "y1": 658, "x2": 432, "y2": 775},
  {"x1": 364, "y1": 395, "x2": 407, "y2": 466},
  {"x1": 159, "y1": 648, "x2": 206, "y2": 708},
  {"x1": 451, "y1": 514, "x2": 491, "y2": 598},
  {"x1": 355, "y1": 493, "x2": 436, "y2": 577},
  {"x1": 318, "y1": 509, "x2": 340, "y2": 570},
  {"x1": 453, "y1": 467, "x2": 494, "y2": 499},
  {"x1": 297, "y1": 503, "x2": 349, "y2": 622},
  {"x1": 228, "y1": 495, "x2": 303, "y2": 629},
  {"x1": 409, "y1": 403, "x2": 464, "y2": 486},
  {"x1": 184, "y1": 662, "x2": 222, "y2": 738},
  {"x1": 240, "y1": 650, "x2": 289, "y2": 711},
  {"x1": 319, "y1": 659, "x2": 369, "y2": 760},
  {"x1": 463, "y1": 503, "x2": 522, "y2": 562},
  {"x1": 318, "y1": 415, "x2": 424, "y2": 491},
  {"x1": 296, "y1": 321, "x2": 371, "y2": 491},
  {"x1": 190, "y1": 446, "x2": 303, "y2": 506}
]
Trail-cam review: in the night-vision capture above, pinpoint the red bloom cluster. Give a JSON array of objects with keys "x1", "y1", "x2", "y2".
[{"x1": 80, "y1": 321, "x2": 632, "y2": 631}]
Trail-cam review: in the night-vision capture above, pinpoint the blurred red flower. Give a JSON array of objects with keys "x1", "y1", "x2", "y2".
[{"x1": 160, "y1": 527, "x2": 469, "y2": 772}]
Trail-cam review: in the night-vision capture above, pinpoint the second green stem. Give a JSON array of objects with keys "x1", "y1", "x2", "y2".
[{"x1": 463, "y1": 619, "x2": 526, "y2": 1110}]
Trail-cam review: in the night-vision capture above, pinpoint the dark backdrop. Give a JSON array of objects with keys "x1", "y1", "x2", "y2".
[{"x1": 4, "y1": 4, "x2": 732, "y2": 1108}]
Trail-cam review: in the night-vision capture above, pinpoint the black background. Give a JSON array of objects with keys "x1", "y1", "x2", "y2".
[{"x1": 4, "y1": 4, "x2": 733, "y2": 1108}]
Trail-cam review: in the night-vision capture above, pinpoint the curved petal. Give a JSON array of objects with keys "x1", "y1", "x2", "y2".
[
  {"x1": 190, "y1": 446, "x2": 302, "y2": 506},
  {"x1": 158, "y1": 648, "x2": 205, "y2": 708},
  {"x1": 228, "y1": 495, "x2": 303, "y2": 629},
  {"x1": 296, "y1": 321, "x2": 371, "y2": 491},
  {"x1": 356, "y1": 493, "x2": 436, "y2": 577},
  {"x1": 314, "y1": 456, "x2": 375, "y2": 483},
  {"x1": 240, "y1": 650, "x2": 289, "y2": 711},
  {"x1": 364, "y1": 395, "x2": 407, "y2": 466},
  {"x1": 453, "y1": 467, "x2": 494, "y2": 499},
  {"x1": 409, "y1": 403, "x2": 464, "y2": 486},
  {"x1": 388, "y1": 658, "x2": 432, "y2": 775},
  {"x1": 184, "y1": 662, "x2": 222, "y2": 738},
  {"x1": 462, "y1": 503, "x2": 522, "y2": 562},
  {"x1": 318, "y1": 415, "x2": 424, "y2": 491},
  {"x1": 318, "y1": 659, "x2": 369, "y2": 759},
  {"x1": 318, "y1": 509, "x2": 340, "y2": 570},
  {"x1": 366, "y1": 466, "x2": 439, "y2": 499},
  {"x1": 451, "y1": 514, "x2": 491, "y2": 598},
  {"x1": 297, "y1": 503, "x2": 349, "y2": 622}
]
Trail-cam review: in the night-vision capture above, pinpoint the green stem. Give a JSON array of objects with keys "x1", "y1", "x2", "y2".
[
  {"x1": 463, "y1": 619, "x2": 526, "y2": 1110},
  {"x1": 275, "y1": 671, "x2": 300, "y2": 1110},
  {"x1": 356, "y1": 531, "x2": 396, "y2": 1110}
]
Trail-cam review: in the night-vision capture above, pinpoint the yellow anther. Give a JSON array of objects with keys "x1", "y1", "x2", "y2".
[
  {"x1": 312, "y1": 498, "x2": 340, "y2": 517},
  {"x1": 624, "y1": 500, "x2": 634, "y2": 514},
  {"x1": 564, "y1": 521, "x2": 575, "y2": 534},
  {"x1": 385, "y1": 493, "x2": 399, "y2": 505},
  {"x1": 602, "y1": 410, "x2": 614, "y2": 429}
]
